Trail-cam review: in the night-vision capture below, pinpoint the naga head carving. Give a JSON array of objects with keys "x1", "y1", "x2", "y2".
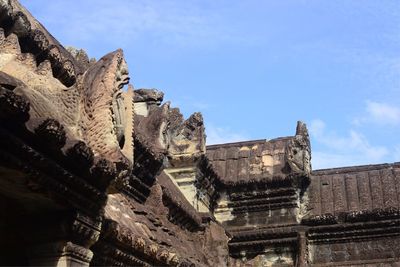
[
  {"x1": 134, "y1": 89, "x2": 206, "y2": 168},
  {"x1": 134, "y1": 98, "x2": 171, "y2": 155},
  {"x1": 80, "y1": 49, "x2": 132, "y2": 168},
  {"x1": 168, "y1": 110, "x2": 206, "y2": 164},
  {"x1": 286, "y1": 121, "x2": 311, "y2": 175},
  {"x1": 134, "y1": 88, "x2": 164, "y2": 104},
  {"x1": 0, "y1": 1, "x2": 134, "y2": 189}
]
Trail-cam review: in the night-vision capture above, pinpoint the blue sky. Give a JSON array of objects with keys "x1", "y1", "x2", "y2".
[{"x1": 20, "y1": 0, "x2": 400, "y2": 169}]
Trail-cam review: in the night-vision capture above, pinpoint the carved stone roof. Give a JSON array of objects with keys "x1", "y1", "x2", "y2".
[
  {"x1": 206, "y1": 140, "x2": 306, "y2": 186},
  {"x1": 308, "y1": 162, "x2": 400, "y2": 220},
  {"x1": 102, "y1": 190, "x2": 222, "y2": 266},
  {"x1": 206, "y1": 122, "x2": 311, "y2": 186},
  {"x1": 207, "y1": 138, "x2": 289, "y2": 184}
]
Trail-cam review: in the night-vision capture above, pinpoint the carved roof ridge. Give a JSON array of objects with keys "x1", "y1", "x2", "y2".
[
  {"x1": 312, "y1": 161, "x2": 400, "y2": 175},
  {"x1": 2, "y1": 0, "x2": 87, "y2": 86},
  {"x1": 206, "y1": 139, "x2": 267, "y2": 149}
]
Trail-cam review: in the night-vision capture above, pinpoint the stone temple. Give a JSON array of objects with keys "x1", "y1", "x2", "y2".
[{"x1": 0, "y1": 1, "x2": 399, "y2": 266}]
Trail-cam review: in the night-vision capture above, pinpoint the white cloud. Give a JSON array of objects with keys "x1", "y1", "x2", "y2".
[
  {"x1": 309, "y1": 119, "x2": 325, "y2": 137},
  {"x1": 24, "y1": 0, "x2": 246, "y2": 49},
  {"x1": 309, "y1": 119, "x2": 389, "y2": 169},
  {"x1": 365, "y1": 100, "x2": 400, "y2": 125},
  {"x1": 206, "y1": 124, "x2": 248, "y2": 145},
  {"x1": 353, "y1": 100, "x2": 400, "y2": 126}
]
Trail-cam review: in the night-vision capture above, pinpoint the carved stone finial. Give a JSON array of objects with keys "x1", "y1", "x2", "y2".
[
  {"x1": 134, "y1": 88, "x2": 164, "y2": 104},
  {"x1": 157, "y1": 249, "x2": 169, "y2": 262},
  {"x1": 0, "y1": 32, "x2": 20, "y2": 53},
  {"x1": 66, "y1": 46, "x2": 94, "y2": 70},
  {"x1": 296, "y1": 120, "x2": 311, "y2": 149},
  {"x1": 0, "y1": 85, "x2": 30, "y2": 122},
  {"x1": 147, "y1": 244, "x2": 158, "y2": 257},
  {"x1": 285, "y1": 121, "x2": 312, "y2": 175},
  {"x1": 34, "y1": 119, "x2": 66, "y2": 150},
  {"x1": 89, "y1": 158, "x2": 116, "y2": 191},
  {"x1": 133, "y1": 237, "x2": 145, "y2": 251},
  {"x1": 65, "y1": 141, "x2": 94, "y2": 171},
  {"x1": 169, "y1": 254, "x2": 180, "y2": 266}
]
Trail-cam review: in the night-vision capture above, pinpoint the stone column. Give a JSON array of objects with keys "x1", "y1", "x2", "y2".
[
  {"x1": 27, "y1": 212, "x2": 101, "y2": 267},
  {"x1": 296, "y1": 231, "x2": 309, "y2": 267},
  {"x1": 29, "y1": 242, "x2": 93, "y2": 267}
]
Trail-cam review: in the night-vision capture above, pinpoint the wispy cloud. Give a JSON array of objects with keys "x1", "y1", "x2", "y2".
[
  {"x1": 206, "y1": 124, "x2": 248, "y2": 145},
  {"x1": 24, "y1": 0, "x2": 246, "y2": 49},
  {"x1": 365, "y1": 101, "x2": 400, "y2": 125},
  {"x1": 353, "y1": 100, "x2": 400, "y2": 126},
  {"x1": 309, "y1": 119, "x2": 389, "y2": 169}
]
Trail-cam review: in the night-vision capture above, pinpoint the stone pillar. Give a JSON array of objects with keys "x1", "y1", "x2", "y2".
[
  {"x1": 296, "y1": 231, "x2": 309, "y2": 267},
  {"x1": 29, "y1": 241, "x2": 93, "y2": 267},
  {"x1": 26, "y1": 212, "x2": 101, "y2": 267}
]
